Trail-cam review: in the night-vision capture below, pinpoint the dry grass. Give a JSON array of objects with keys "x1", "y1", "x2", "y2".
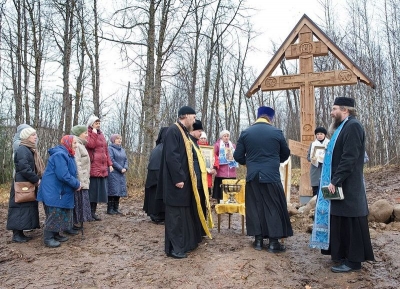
[{"x1": 0, "y1": 183, "x2": 10, "y2": 205}]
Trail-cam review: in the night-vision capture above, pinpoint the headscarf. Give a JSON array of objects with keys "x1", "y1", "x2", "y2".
[
  {"x1": 86, "y1": 115, "x2": 100, "y2": 128},
  {"x1": 219, "y1": 130, "x2": 230, "y2": 138},
  {"x1": 19, "y1": 130, "x2": 45, "y2": 177},
  {"x1": 61, "y1": 135, "x2": 76, "y2": 156},
  {"x1": 110, "y1": 134, "x2": 121, "y2": 144},
  {"x1": 13, "y1": 124, "x2": 32, "y2": 153},
  {"x1": 71, "y1": 125, "x2": 87, "y2": 137}
]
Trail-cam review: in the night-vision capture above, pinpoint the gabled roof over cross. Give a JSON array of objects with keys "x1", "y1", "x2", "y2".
[
  {"x1": 246, "y1": 14, "x2": 375, "y2": 97},
  {"x1": 245, "y1": 14, "x2": 375, "y2": 201}
]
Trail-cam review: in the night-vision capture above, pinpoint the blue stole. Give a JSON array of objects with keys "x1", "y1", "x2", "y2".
[{"x1": 309, "y1": 117, "x2": 348, "y2": 249}]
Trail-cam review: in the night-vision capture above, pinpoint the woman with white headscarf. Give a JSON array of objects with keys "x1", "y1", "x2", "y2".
[{"x1": 212, "y1": 130, "x2": 238, "y2": 202}]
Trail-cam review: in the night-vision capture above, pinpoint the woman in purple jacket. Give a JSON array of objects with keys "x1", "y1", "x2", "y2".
[{"x1": 107, "y1": 134, "x2": 128, "y2": 215}]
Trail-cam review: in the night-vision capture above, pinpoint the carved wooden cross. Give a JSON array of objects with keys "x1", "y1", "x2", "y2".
[
  {"x1": 246, "y1": 15, "x2": 374, "y2": 202},
  {"x1": 262, "y1": 25, "x2": 358, "y2": 198}
]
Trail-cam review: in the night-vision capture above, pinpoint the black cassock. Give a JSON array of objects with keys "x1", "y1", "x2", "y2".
[{"x1": 156, "y1": 122, "x2": 202, "y2": 255}]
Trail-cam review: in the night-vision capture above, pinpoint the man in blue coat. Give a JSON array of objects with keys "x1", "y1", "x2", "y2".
[{"x1": 234, "y1": 106, "x2": 293, "y2": 253}]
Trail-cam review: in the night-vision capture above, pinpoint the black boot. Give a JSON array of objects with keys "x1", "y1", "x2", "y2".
[
  {"x1": 113, "y1": 196, "x2": 122, "y2": 215},
  {"x1": 64, "y1": 228, "x2": 79, "y2": 235},
  {"x1": 43, "y1": 231, "x2": 61, "y2": 248},
  {"x1": 268, "y1": 238, "x2": 286, "y2": 253},
  {"x1": 107, "y1": 197, "x2": 116, "y2": 215},
  {"x1": 21, "y1": 231, "x2": 33, "y2": 241},
  {"x1": 253, "y1": 235, "x2": 263, "y2": 251},
  {"x1": 12, "y1": 230, "x2": 28, "y2": 243},
  {"x1": 91, "y1": 202, "x2": 101, "y2": 221},
  {"x1": 54, "y1": 232, "x2": 69, "y2": 242}
]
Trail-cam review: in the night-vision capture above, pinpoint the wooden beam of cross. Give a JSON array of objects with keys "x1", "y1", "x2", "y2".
[{"x1": 246, "y1": 15, "x2": 374, "y2": 201}]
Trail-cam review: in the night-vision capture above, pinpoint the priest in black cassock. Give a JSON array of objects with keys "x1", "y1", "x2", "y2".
[
  {"x1": 157, "y1": 106, "x2": 211, "y2": 259},
  {"x1": 234, "y1": 106, "x2": 293, "y2": 253},
  {"x1": 143, "y1": 127, "x2": 168, "y2": 223}
]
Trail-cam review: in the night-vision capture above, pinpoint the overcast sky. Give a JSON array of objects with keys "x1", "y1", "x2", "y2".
[
  {"x1": 245, "y1": 0, "x2": 331, "y2": 73},
  {"x1": 100, "y1": 0, "x2": 337, "y2": 97}
]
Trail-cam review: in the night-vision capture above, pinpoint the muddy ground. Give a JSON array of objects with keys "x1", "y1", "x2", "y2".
[{"x1": 1, "y1": 165, "x2": 400, "y2": 289}]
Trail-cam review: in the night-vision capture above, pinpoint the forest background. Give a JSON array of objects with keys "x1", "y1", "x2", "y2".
[{"x1": 0, "y1": 0, "x2": 399, "y2": 186}]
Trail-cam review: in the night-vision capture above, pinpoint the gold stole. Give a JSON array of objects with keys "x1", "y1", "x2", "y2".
[
  {"x1": 175, "y1": 123, "x2": 213, "y2": 239},
  {"x1": 254, "y1": 117, "x2": 270, "y2": 124}
]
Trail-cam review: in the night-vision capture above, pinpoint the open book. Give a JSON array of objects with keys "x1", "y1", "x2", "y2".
[{"x1": 321, "y1": 186, "x2": 344, "y2": 200}]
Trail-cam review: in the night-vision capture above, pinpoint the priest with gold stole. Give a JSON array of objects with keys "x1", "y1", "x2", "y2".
[{"x1": 157, "y1": 106, "x2": 212, "y2": 259}]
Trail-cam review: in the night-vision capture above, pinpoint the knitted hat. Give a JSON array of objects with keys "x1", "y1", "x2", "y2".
[
  {"x1": 334, "y1": 97, "x2": 355, "y2": 107},
  {"x1": 257, "y1": 106, "x2": 275, "y2": 120},
  {"x1": 19, "y1": 127, "x2": 36, "y2": 140},
  {"x1": 86, "y1": 115, "x2": 100, "y2": 127},
  {"x1": 219, "y1": 130, "x2": 230, "y2": 138},
  {"x1": 71, "y1": 125, "x2": 87, "y2": 137},
  {"x1": 110, "y1": 134, "x2": 121, "y2": 143},
  {"x1": 315, "y1": 127, "x2": 327, "y2": 135},
  {"x1": 200, "y1": 132, "x2": 207, "y2": 139},
  {"x1": 193, "y1": 120, "x2": 203, "y2": 131},
  {"x1": 178, "y1": 106, "x2": 196, "y2": 117},
  {"x1": 16, "y1": 124, "x2": 32, "y2": 135}
]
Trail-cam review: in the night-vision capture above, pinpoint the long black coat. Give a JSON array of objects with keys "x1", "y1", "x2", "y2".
[
  {"x1": 330, "y1": 116, "x2": 368, "y2": 217},
  {"x1": 156, "y1": 122, "x2": 193, "y2": 207},
  {"x1": 143, "y1": 142, "x2": 165, "y2": 215},
  {"x1": 7, "y1": 145, "x2": 41, "y2": 230},
  {"x1": 234, "y1": 122, "x2": 290, "y2": 183}
]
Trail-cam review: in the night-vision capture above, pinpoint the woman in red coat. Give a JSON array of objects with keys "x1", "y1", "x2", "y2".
[{"x1": 85, "y1": 115, "x2": 113, "y2": 220}]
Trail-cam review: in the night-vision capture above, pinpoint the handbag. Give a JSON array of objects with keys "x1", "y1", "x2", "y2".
[{"x1": 14, "y1": 181, "x2": 36, "y2": 203}]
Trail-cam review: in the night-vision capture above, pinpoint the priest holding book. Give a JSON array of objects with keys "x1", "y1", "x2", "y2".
[{"x1": 310, "y1": 97, "x2": 374, "y2": 273}]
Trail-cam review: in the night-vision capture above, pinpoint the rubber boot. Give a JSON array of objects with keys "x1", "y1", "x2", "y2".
[
  {"x1": 43, "y1": 231, "x2": 61, "y2": 248},
  {"x1": 113, "y1": 196, "x2": 122, "y2": 215},
  {"x1": 21, "y1": 231, "x2": 33, "y2": 241},
  {"x1": 91, "y1": 202, "x2": 101, "y2": 221},
  {"x1": 107, "y1": 197, "x2": 116, "y2": 215},
  {"x1": 54, "y1": 232, "x2": 69, "y2": 242},
  {"x1": 12, "y1": 230, "x2": 28, "y2": 243},
  {"x1": 64, "y1": 228, "x2": 79, "y2": 235}
]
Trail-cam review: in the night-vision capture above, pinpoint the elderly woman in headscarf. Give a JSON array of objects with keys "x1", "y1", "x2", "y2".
[
  {"x1": 212, "y1": 129, "x2": 238, "y2": 202},
  {"x1": 85, "y1": 115, "x2": 113, "y2": 220},
  {"x1": 7, "y1": 127, "x2": 45, "y2": 243},
  {"x1": 71, "y1": 125, "x2": 94, "y2": 231},
  {"x1": 143, "y1": 127, "x2": 168, "y2": 223},
  {"x1": 37, "y1": 135, "x2": 81, "y2": 248},
  {"x1": 107, "y1": 134, "x2": 128, "y2": 215}
]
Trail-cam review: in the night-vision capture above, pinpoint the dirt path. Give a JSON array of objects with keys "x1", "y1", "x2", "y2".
[{"x1": 1, "y1": 166, "x2": 400, "y2": 288}]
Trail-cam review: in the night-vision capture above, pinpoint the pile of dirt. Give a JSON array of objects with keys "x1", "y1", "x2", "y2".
[{"x1": 0, "y1": 165, "x2": 399, "y2": 288}]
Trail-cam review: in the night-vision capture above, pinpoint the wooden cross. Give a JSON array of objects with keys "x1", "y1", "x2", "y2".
[{"x1": 246, "y1": 15, "x2": 374, "y2": 202}]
